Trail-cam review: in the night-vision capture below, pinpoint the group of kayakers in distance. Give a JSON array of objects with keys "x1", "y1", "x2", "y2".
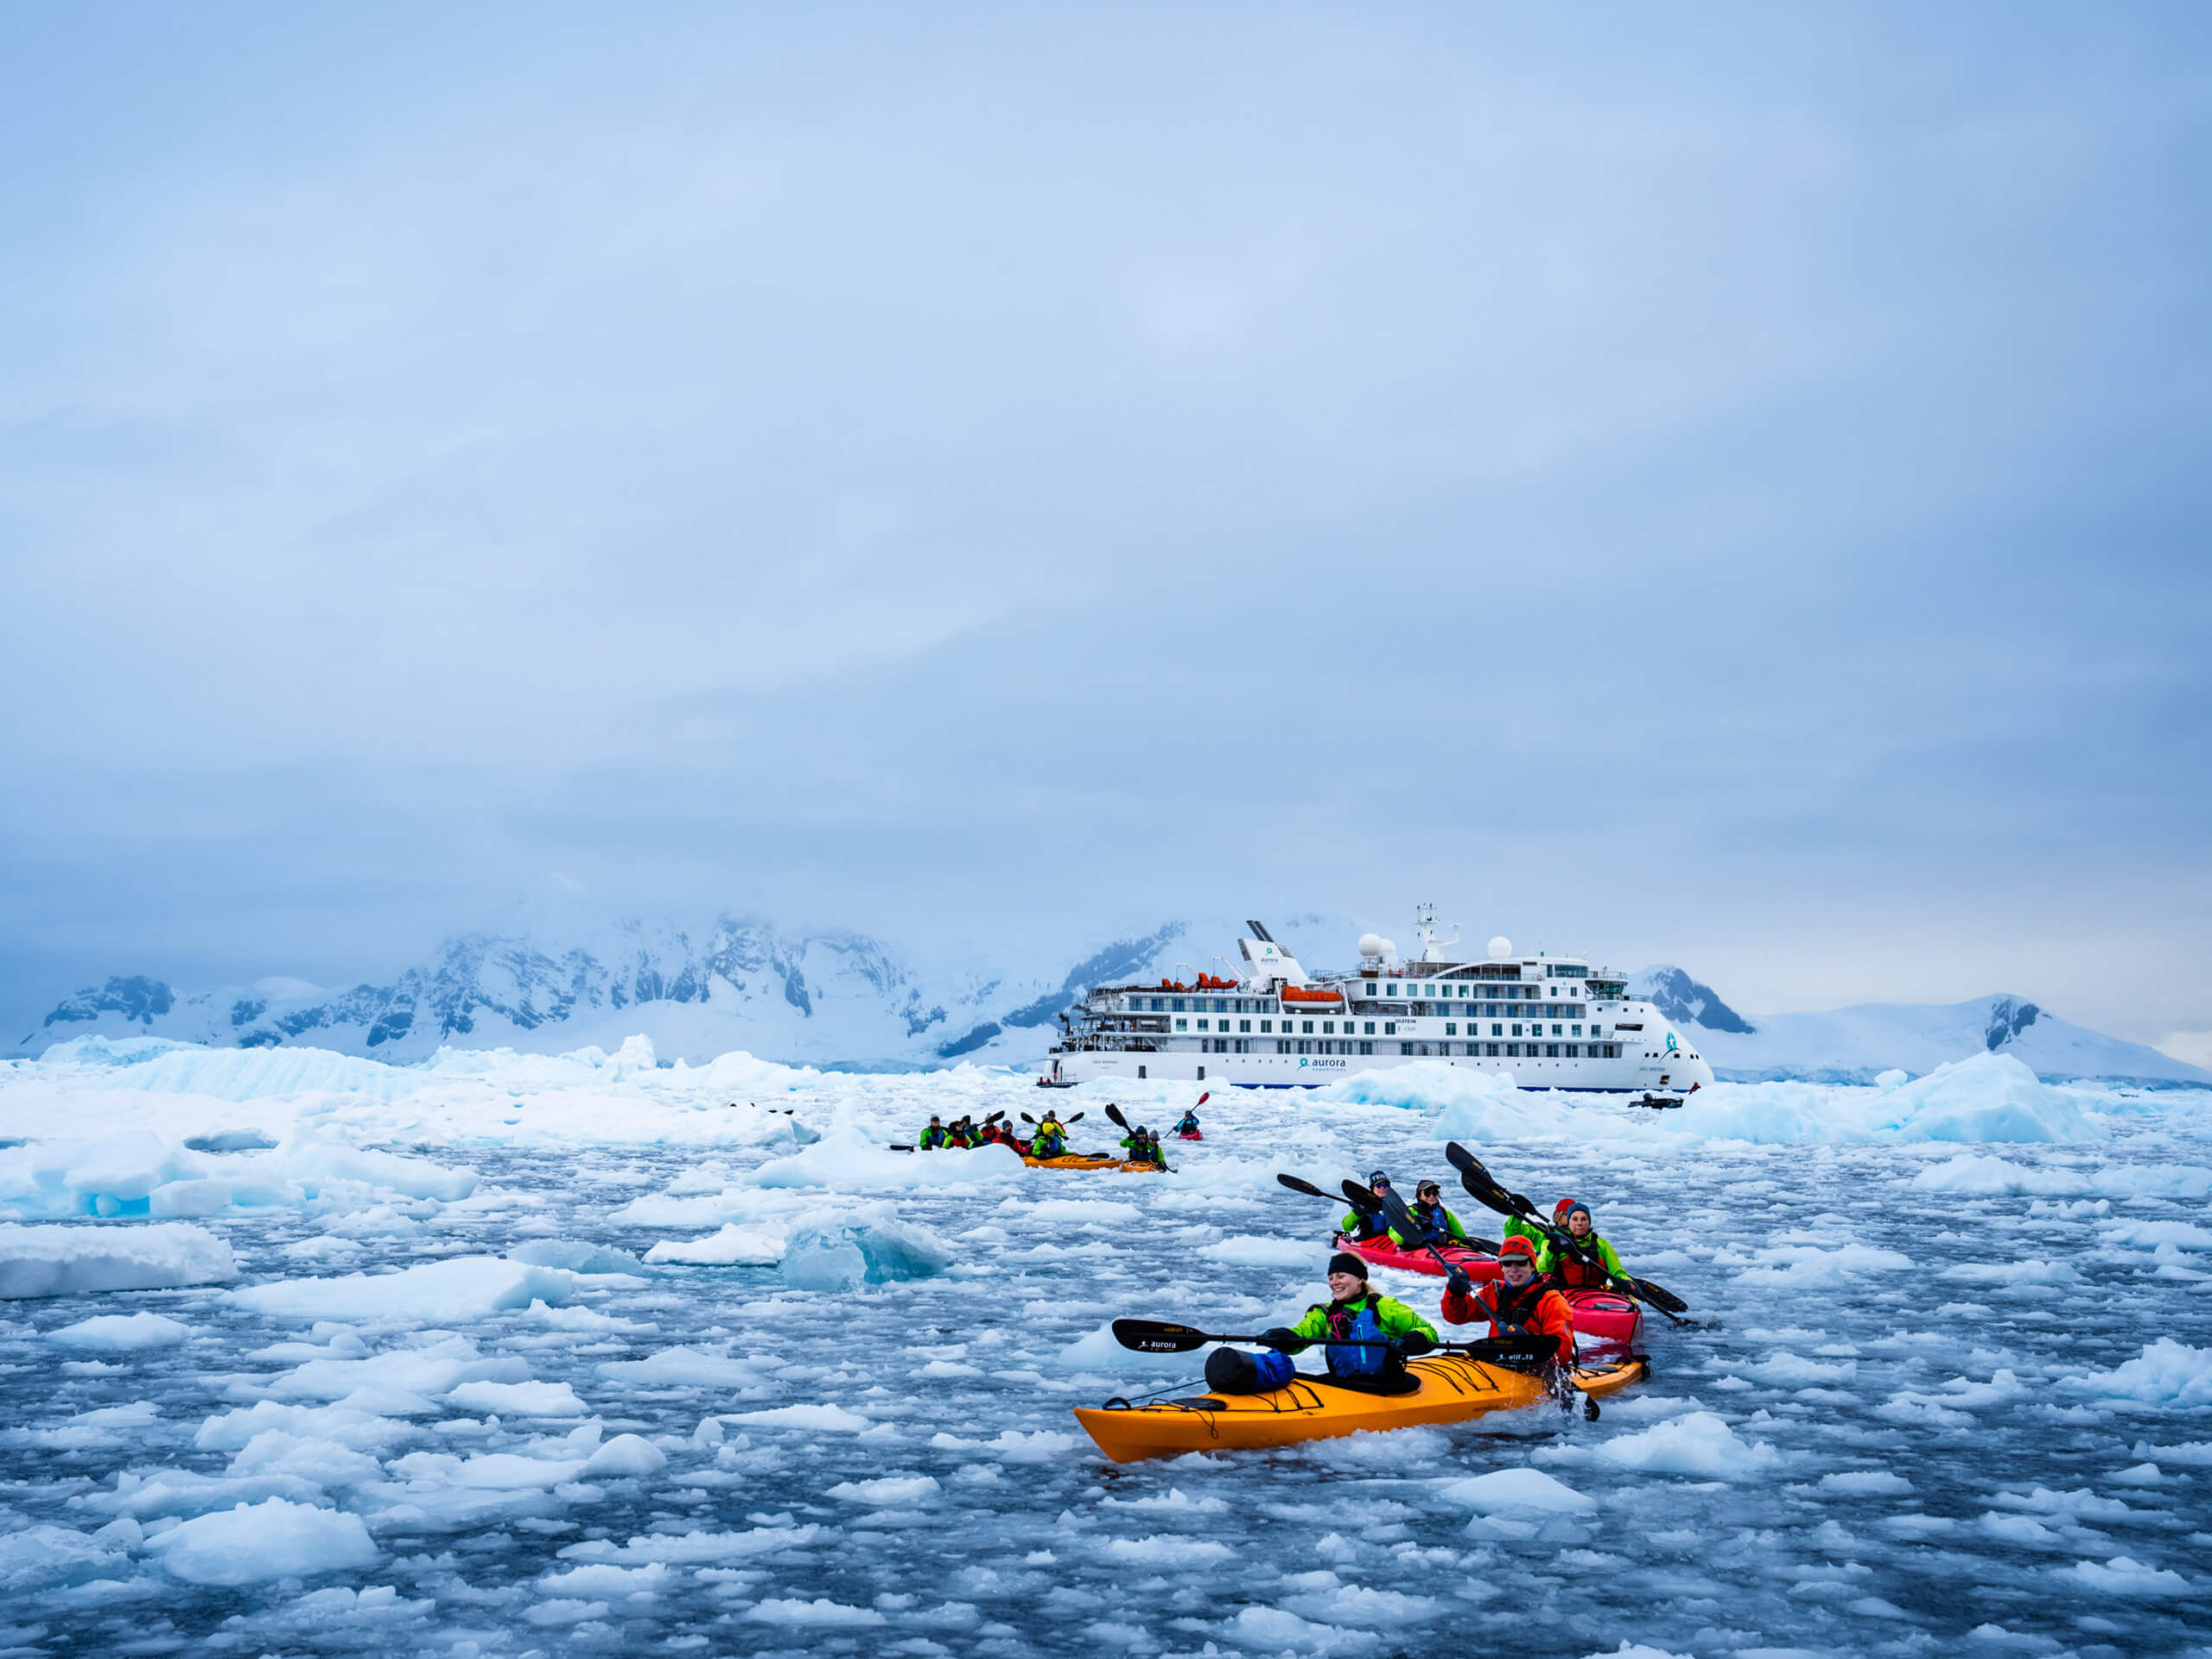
[{"x1": 905, "y1": 1102, "x2": 1190, "y2": 1172}]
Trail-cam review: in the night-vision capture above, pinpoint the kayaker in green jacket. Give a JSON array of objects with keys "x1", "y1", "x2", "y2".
[
  {"x1": 1541, "y1": 1199, "x2": 1629, "y2": 1289},
  {"x1": 1337, "y1": 1170, "x2": 1395, "y2": 1243},
  {"x1": 1389, "y1": 1180, "x2": 1469, "y2": 1250},
  {"x1": 1030, "y1": 1113, "x2": 1070, "y2": 1159},
  {"x1": 918, "y1": 1116, "x2": 950, "y2": 1150},
  {"x1": 1263, "y1": 1252, "x2": 1439, "y2": 1389},
  {"x1": 1119, "y1": 1126, "x2": 1169, "y2": 1169}
]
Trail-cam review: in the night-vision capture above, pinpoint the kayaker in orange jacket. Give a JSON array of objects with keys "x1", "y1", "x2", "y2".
[{"x1": 1440, "y1": 1236, "x2": 1575, "y2": 1366}]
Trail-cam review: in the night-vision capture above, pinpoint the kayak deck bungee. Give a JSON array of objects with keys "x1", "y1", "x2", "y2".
[{"x1": 1073, "y1": 1352, "x2": 1648, "y2": 1463}]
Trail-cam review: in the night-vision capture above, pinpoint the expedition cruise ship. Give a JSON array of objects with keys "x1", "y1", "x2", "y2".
[{"x1": 1042, "y1": 910, "x2": 1715, "y2": 1095}]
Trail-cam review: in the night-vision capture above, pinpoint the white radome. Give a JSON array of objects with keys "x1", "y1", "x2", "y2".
[
  {"x1": 1488, "y1": 936, "x2": 1513, "y2": 961},
  {"x1": 1357, "y1": 934, "x2": 1389, "y2": 960}
]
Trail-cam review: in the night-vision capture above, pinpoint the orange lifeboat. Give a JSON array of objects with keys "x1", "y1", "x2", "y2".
[{"x1": 1280, "y1": 985, "x2": 1345, "y2": 1005}]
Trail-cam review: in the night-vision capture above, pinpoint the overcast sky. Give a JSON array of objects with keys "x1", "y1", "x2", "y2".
[{"x1": 3, "y1": 3, "x2": 2208, "y2": 1056}]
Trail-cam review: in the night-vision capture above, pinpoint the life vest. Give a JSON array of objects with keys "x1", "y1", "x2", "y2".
[
  {"x1": 1552, "y1": 1233, "x2": 1614, "y2": 1287},
  {"x1": 1486, "y1": 1275, "x2": 1554, "y2": 1333},
  {"x1": 1408, "y1": 1203, "x2": 1452, "y2": 1244},
  {"x1": 1325, "y1": 1295, "x2": 1389, "y2": 1377}
]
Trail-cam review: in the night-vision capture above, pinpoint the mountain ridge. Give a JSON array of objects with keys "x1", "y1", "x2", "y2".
[{"x1": 17, "y1": 921, "x2": 2207, "y2": 1084}]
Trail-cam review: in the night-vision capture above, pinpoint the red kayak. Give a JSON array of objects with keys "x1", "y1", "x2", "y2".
[
  {"x1": 1337, "y1": 1236, "x2": 1643, "y2": 1345},
  {"x1": 1177, "y1": 1130, "x2": 1203, "y2": 1141}
]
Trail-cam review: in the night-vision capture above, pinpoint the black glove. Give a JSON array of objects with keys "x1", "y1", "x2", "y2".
[
  {"x1": 1396, "y1": 1332, "x2": 1436, "y2": 1357},
  {"x1": 1446, "y1": 1268, "x2": 1472, "y2": 1298},
  {"x1": 1262, "y1": 1325, "x2": 1305, "y2": 1355}
]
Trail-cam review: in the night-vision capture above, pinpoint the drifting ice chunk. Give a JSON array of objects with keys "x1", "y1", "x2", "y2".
[
  {"x1": 780, "y1": 1215, "x2": 954, "y2": 1290},
  {"x1": 48, "y1": 1312, "x2": 193, "y2": 1350},
  {"x1": 505, "y1": 1238, "x2": 644, "y2": 1274},
  {"x1": 582, "y1": 1433, "x2": 667, "y2": 1478},
  {"x1": 144, "y1": 1497, "x2": 379, "y2": 1585},
  {"x1": 229, "y1": 1255, "x2": 578, "y2": 1324},
  {"x1": 2059, "y1": 1339, "x2": 2212, "y2": 1408},
  {"x1": 443, "y1": 1379, "x2": 589, "y2": 1417},
  {"x1": 0, "y1": 1223, "x2": 236, "y2": 1299},
  {"x1": 644, "y1": 1224, "x2": 786, "y2": 1266},
  {"x1": 1437, "y1": 1468, "x2": 1596, "y2": 1513},
  {"x1": 1590, "y1": 1411, "x2": 1782, "y2": 1478},
  {"x1": 148, "y1": 1179, "x2": 234, "y2": 1217}
]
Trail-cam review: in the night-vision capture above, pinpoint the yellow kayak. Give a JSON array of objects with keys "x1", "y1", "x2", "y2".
[
  {"x1": 1072, "y1": 1353, "x2": 1648, "y2": 1463},
  {"x1": 1021, "y1": 1154, "x2": 1165, "y2": 1173}
]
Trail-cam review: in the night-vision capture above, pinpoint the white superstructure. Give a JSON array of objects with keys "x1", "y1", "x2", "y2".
[{"x1": 1043, "y1": 909, "x2": 1714, "y2": 1094}]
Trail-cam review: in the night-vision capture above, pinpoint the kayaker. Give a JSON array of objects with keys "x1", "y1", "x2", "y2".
[
  {"x1": 1121, "y1": 1126, "x2": 1169, "y2": 1170},
  {"x1": 1389, "y1": 1179, "x2": 1469, "y2": 1250},
  {"x1": 1262, "y1": 1252, "x2": 1438, "y2": 1392},
  {"x1": 1336, "y1": 1171, "x2": 1395, "y2": 1244},
  {"x1": 1441, "y1": 1236, "x2": 1575, "y2": 1368},
  {"x1": 1031, "y1": 1113, "x2": 1070, "y2": 1159},
  {"x1": 1543, "y1": 1200, "x2": 1629, "y2": 1289},
  {"x1": 918, "y1": 1116, "x2": 950, "y2": 1150},
  {"x1": 1173, "y1": 1106, "x2": 1201, "y2": 1137}
]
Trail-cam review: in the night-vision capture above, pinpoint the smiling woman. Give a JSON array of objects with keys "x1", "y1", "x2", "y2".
[{"x1": 0, "y1": 6, "x2": 2207, "y2": 1049}]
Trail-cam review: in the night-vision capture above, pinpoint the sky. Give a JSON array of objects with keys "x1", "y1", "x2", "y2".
[{"x1": 2, "y1": 3, "x2": 2209, "y2": 1058}]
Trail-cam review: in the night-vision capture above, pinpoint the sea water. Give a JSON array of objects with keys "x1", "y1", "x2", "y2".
[{"x1": 0, "y1": 1047, "x2": 2206, "y2": 1656}]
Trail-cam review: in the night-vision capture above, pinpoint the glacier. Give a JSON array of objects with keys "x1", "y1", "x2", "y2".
[{"x1": 0, "y1": 1037, "x2": 2205, "y2": 1655}]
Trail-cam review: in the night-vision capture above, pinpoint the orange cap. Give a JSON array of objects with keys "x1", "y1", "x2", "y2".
[{"x1": 1498, "y1": 1235, "x2": 1540, "y2": 1262}]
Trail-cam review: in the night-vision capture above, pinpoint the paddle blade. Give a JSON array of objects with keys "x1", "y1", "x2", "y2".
[
  {"x1": 1467, "y1": 1237, "x2": 1502, "y2": 1255},
  {"x1": 1276, "y1": 1173, "x2": 1329, "y2": 1199},
  {"x1": 1105, "y1": 1103, "x2": 1129, "y2": 1128},
  {"x1": 1195, "y1": 1092, "x2": 1210, "y2": 1108},
  {"x1": 1632, "y1": 1278, "x2": 1688, "y2": 1314},
  {"x1": 1339, "y1": 1179, "x2": 1381, "y2": 1215},
  {"x1": 1020, "y1": 1113, "x2": 1036, "y2": 1124},
  {"x1": 1111, "y1": 1319, "x2": 1211, "y2": 1354},
  {"x1": 887, "y1": 1144, "x2": 914, "y2": 1152},
  {"x1": 1066, "y1": 1111, "x2": 1085, "y2": 1123},
  {"x1": 984, "y1": 1111, "x2": 1004, "y2": 1124}
]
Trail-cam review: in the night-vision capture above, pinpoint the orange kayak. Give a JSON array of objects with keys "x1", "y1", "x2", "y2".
[
  {"x1": 1072, "y1": 1353, "x2": 1647, "y2": 1462},
  {"x1": 1022, "y1": 1154, "x2": 1163, "y2": 1173}
]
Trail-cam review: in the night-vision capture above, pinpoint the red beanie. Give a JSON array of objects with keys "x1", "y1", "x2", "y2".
[
  {"x1": 1498, "y1": 1235, "x2": 1539, "y2": 1262},
  {"x1": 1553, "y1": 1199, "x2": 1576, "y2": 1222}
]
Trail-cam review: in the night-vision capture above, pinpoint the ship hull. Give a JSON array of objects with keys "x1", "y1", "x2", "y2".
[{"x1": 1043, "y1": 1046, "x2": 1706, "y2": 1092}]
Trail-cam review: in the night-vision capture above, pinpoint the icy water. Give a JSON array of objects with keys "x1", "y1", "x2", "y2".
[{"x1": 3, "y1": 1064, "x2": 2210, "y2": 1656}]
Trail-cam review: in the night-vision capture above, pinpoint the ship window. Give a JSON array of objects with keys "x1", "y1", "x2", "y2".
[
  {"x1": 1386, "y1": 983, "x2": 1399, "y2": 996},
  {"x1": 1445, "y1": 1022, "x2": 1457, "y2": 1036},
  {"x1": 1259, "y1": 1020, "x2": 1272, "y2": 1033},
  {"x1": 1214, "y1": 999, "x2": 1227, "y2": 1014},
  {"x1": 1195, "y1": 1019, "x2": 1208, "y2": 1032},
  {"x1": 1359, "y1": 1041, "x2": 1373, "y2": 1055},
  {"x1": 1486, "y1": 1043, "x2": 1500, "y2": 1057},
  {"x1": 1171, "y1": 998, "x2": 1185, "y2": 1013},
  {"x1": 1363, "y1": 1020, "x2": 1376, "y2": 1035},
  {"x1": 1565, "y1": 1044, "x2": 1579, "y2": 1058},
  {"x1": 1546, "y1": 1043, "x2": 1560, "y2": 1058},
  {"x1": 1506, "y1": 1043, "x2": 1520, "y2": 1057},
  {"x1": 1510, "y1": 1024, "x2": 1522, "y2": 1038},
  {"x1": 1174, "y1": 1019, "x2": 1187, "y2": 1032},
  {"x1": 1322, "y1": 1020, "x2": 1335, "y2": 1034},
  {"x1": 1383, "y1": 1021, "x2": 1395, "y2": 1036},
  {"x1": 1300, "y1": 1020, "x2": 1313, "y2": 1035},
  {"x1": 1278, "y1": 1040, "x2": 1291, "y2": 1053},
  {"x1": 1239, "y1": 1020, "x2": 1250, "y2": 1033}
]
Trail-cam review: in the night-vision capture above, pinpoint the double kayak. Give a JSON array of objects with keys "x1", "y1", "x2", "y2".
[
  {"x1": 1074, "y1": 1352, "x2": 1649, "y2": 1463},
  {"x1": 1337, "y1": 1236, "x2": 1642, "y2": 1344},
  {"x1": 1340, "y1": 1235, "x2": 1498, "y2": 1279}
]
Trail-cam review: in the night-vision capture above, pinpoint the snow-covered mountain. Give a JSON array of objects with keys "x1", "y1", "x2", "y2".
[
  {"x1": 9, "y1": 912, "x2": 1358, "y2": 1071},
  {"x1": 1631, "y1": 964, "x2": 2209, "y2": 1086},
  {"x1": 16, "y1": 927, "x2": 2202, "y2": 1084}
]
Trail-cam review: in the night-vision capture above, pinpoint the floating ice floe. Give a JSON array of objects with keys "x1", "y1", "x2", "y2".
[
  {"x1": 753, "y1": 1125, "x2": 1026, "y2": 1190},
  {"x1": 0, "y1": 1222, "x2": 235, "y2": 1299},
  {"x1": 47, "y1": 1311, "x2": 193, "y2": 1349},
  {"x1": 230, "y1": 1256, "x2": 581, "y2": 1324}
]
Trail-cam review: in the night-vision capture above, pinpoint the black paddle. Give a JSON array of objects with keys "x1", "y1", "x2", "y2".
[
  {"x1": 1443, "y1": 1144, "x2": 1694, "y2": 1326},
  {"x1": 1105, "y1": 1103, "x2": 1129, "y2": 1130},
  {"x1": 1112, "y1": 1318, "x2": 1548, "y2": 1365}
]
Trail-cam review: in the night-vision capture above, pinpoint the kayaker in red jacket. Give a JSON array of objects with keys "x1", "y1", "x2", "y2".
[{"x1": 1440, "y1": 1236, "x2": 1575, "y2": 1366}]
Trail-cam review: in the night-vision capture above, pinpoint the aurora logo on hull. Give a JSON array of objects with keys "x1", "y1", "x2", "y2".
[
  {"x1": 1298, "y1": 1058, "x2": 1349, "y2": 1070},
  {"x1": 1664, "y1": 1032, "x2": 1679, "y2": 1055}
]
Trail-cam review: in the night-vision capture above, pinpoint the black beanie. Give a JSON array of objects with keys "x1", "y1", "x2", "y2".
[{"x1": 1328, "y1": 1251, "x2": 1368, "y2": 1280}]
